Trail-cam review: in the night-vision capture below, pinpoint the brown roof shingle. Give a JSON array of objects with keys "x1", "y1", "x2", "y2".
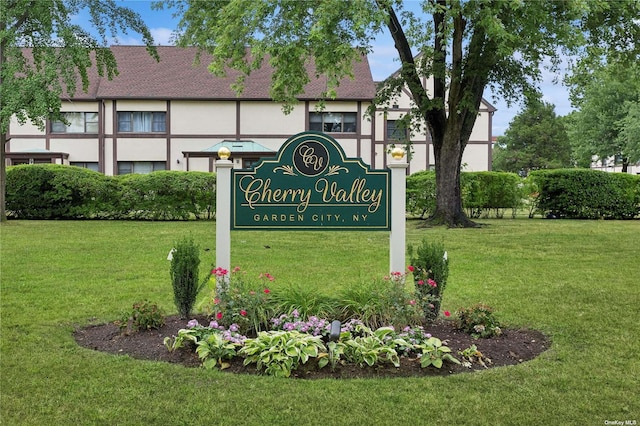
[{"x1": 84, "y1": 46, "x2": 375, "y2": 101}]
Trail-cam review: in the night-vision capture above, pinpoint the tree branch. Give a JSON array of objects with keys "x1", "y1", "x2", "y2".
[{"x1": 378, "y1": 0, "x2": 445, "y2": 141}]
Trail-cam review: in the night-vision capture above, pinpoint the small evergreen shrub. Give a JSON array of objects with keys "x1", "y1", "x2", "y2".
[
  {"x1": 170, "y1": 237, "x2": 202, "y2": 318},
  {"x1": 408, "y1": 239, "x2": 449, "y2": 322}
]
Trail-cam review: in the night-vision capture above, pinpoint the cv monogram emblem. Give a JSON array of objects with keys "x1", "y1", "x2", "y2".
[{"x1": 293, "y1": 141, "x2": 329, "y2": 176}]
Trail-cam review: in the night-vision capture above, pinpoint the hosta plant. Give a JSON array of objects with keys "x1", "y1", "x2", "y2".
[
  {"x1": 196, "y1": 332, "x2": 241, "y2": 370},
  {"x1": 239, "y1": 330, "x2": 326, "y2": 378},
  {"x1": 341, "y1": 324, "x2": 408, "y2": 368},
  {"x1": 416, "y1": 337, "x2": 460, "y2": 369},
  {"x1": 317, "y1": 341, "x2": 346, "y2": 371}
]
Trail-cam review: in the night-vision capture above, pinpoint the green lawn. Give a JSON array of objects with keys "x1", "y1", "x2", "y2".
[{"x1": 1, "y1": 219, "x2": 638, "y2": 425}]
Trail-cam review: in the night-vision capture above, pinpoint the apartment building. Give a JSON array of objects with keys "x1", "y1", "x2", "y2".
[{"x1": 6, "y1": 46, "x2": 494, "y2": 174}]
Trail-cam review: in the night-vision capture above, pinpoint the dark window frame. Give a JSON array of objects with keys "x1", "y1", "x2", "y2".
[
  {"x1": 50, "y1": 112, "x2": 99, "y2": 134},
  {"x1": 117, "y1": 111, "x2": 167, "y2": 133},
  {"x1": 309, "y1": 112, "x2": 357, "y2": 133}
]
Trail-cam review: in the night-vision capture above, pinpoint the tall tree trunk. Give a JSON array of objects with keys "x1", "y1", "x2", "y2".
[{"x1": 430, "y1": 131, "x2": 477, "y2": 227}]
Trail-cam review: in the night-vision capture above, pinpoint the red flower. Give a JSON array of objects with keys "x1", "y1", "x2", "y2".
[
  {"x1": 240, "y1": 310, "x2": 247, "y2": 317},
  {"x1": 417, "y1": 280, "x2": 425, "y2": 286},
  {"x1": 216, "y1": 312, "x2": 223, "y2": 320},
  {"x1": 444, "y1": 311, "x2": 451, "y2": 317},
  {"x1": 263, "y1": 288, "x2": 270, "y2": 294},
  {"x1": 407, "y1": 265, "x2": 415, "y2": 272},
  {"x1": 428, "y1": 279, "x2": 437, "y2": 288}
]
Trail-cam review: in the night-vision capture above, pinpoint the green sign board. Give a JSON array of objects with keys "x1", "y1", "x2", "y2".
[{"x1": 232, "y1": 132, "x2": 390, "y2": 230}]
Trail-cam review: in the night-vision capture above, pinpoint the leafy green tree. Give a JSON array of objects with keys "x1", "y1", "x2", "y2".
[
  {"x1": 566, "y1": 63, "x2": 640, "y2": 173},
  {"x1": 0, "y1": 0, "x2": 158, "y2": 221},
  {"x1": 160, "y1": 0, "x2": 639, "y2": 227},
  {"x1": 493, "y1": 100, "x2": 572, "y2": 176}
]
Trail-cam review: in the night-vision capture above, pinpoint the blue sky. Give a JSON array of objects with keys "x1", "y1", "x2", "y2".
[{"x1": 74, "y1": 0, "x2": 574, "y2": 136}]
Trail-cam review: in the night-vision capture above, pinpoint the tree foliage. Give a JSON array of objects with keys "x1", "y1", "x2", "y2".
[
  {"x1": 0, "y1": 0, "x2": 158, "y2": 221},
  {"x1": 160, "y1": 0, "x2": 639, "y2": 227},
  {"x1": 493, "y1": 100, "x2": 572, "y2": 176},
  {"x1": 565, "y1": 63, "x2": 640, "y2": 172}
]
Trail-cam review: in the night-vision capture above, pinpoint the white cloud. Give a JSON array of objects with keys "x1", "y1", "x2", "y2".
[
  {"x1": 151, "y1": 28, "x2": 175, "y2": 46},
  {"x1": 368, "y1": 44, "x2": 402, "y2": 81}
]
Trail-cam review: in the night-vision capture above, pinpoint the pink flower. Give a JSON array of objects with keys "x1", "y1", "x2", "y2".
[
  {"x1": 213, "y1": 298, "x2": 220, "y2": 305},
  {"x1": 216, "y1": 312, "x2": 223, "y2": 320},
  {"x1": 428, "y1": 279, "x2": 437, "y2": 288},
  {"x1": 407, "y1": 265, "x2": 415, "y2": 272},
  {"x1": 417, "y1": 280, "x2": 425, "y2": 286},
  {"x1": 265, "y1": 273, "x2": 275, "y2": 281},
  {"x1": 240, "y1": 310, "x2": 247, "y2": 317},
  {"x1": 213, "y1": 267, "x2": 228, "y2": 277},
  {"x1": 232, "y1": 266, "x2": 241, "y2": 273},
  {"x1": 444, "y1": 311, "x2": 451, "y2": 317},
  {"x1": 263, "y1": 288, "x2": 270, "y2": 294},
  {"x1": 409, "y1": 300, "x2": 416, "y2": 305},
  {"x1": 249, "y1": 291, "x2": 256, "y2": 296}
]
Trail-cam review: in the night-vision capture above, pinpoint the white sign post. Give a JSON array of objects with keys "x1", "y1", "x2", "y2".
[
  {"x1": 388, "y1": 148, "x2": 408, "y2": 274},
  {"x1": 215, "y1": 147, "x2": 233, "y2": 273}
]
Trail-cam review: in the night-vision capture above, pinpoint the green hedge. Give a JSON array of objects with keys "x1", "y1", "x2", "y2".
[
  {"x1": 529, "y1": 169, "x2": 640, "y2": 219},
  {"x1": 406, "y1": 170, "x2": 437, "y2": 219},
  {"x1": 6, "y1": 165, "x2": 216, "y2": 220},
  {"x1": 407, "y1": 170, "x2": 525, "y2": 219},
  {"x1": 461, "y1": 172, "x2": 525, "y2": 218},
  {"x1": 116, "y1": 171, "x2": 216, "y2": 220},
  {"x1": 6, "y1": 164, "x2": 119, "y2": 219}
]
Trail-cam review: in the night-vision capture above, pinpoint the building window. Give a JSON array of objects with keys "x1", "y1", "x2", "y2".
[
  {"x1": 51, "y1": 112, "x2": 98, "y2": 133},
  {"x1": 117, "y1": 112, "x2": 166, "y2": 133},
  {"x1": 71, "y1": 162, "x2": 99, "y2": 172},
  {"x1": 386, "y1": 120, "x2": 409, "y2": 141},
  {"x1": 117, "y1": 161, "x2": 166, "y2": 175},
  {"x1": 309, "y1": 112, "x2": 357, "y2": 133}
]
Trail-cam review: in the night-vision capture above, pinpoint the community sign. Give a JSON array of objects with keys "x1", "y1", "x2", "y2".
[{"x1": 231, "y1": 132, "x2": 390, "y2": 230}]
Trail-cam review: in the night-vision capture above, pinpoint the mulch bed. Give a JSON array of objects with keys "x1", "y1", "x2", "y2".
[{"x1": 73, "y1": 315, "x2": 550, "y2": 379}]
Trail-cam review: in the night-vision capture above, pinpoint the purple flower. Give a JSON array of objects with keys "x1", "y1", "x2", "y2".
[
  {"x1": 229, "y1": 324, "x2": 239, "y2": 332},
  {"x1": 187, "y1": 319, "x2": 199, "y2": 328},
  {"x1": 209, "y1": 320, "x2": 219, "y2": 328}
]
